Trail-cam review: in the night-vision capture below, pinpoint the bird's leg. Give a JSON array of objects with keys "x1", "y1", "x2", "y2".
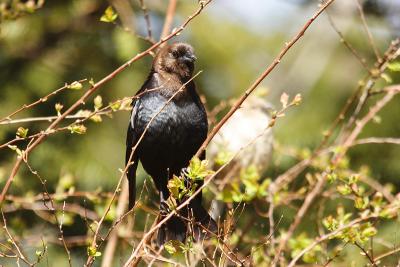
[{"x1": 159, "y1": 189, "x2": 170, "y2": 216}]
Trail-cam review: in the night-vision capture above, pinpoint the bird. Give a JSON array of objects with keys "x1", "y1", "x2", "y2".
[
  {"x1": 125, "y1": 42, "x2": 217, "y2": 245},
  {"x1": 208, "y1": 91, "x2": 274, "y2": 220}
]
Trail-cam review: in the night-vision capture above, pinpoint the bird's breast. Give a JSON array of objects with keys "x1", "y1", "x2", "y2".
[{"x1": 134, "y1": 93, "x2": 207, "y2": 158}]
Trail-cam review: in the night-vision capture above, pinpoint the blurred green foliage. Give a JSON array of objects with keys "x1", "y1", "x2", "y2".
[{"x1": 0, "y1": 0, "x2": 400, "y2": 266}]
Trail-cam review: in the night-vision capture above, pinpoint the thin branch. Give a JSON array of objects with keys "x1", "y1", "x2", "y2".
[
  {"x1": 100, "y1": 179, "x2": 129, "y2": 267},
  {"x1": 195, "y1": 0, "x2": 337, "y2": 157},
  {"x1": 326, "y1": 10, "x2": 370, "y2": 72},
  {"x1": 138, "y1": 0, "x2": 155, "y2": 44},
  {"x1": 272, "y1": 174, "x2": 326, "y2": 266},
  {"x1": 375, "y1": 246, "x2": 400, "y2": 262},
  {"x1": 0, "y1": 79, "x2": 87, "y2": 124},
  {"x1": 352, "y1": 137, "x2": 400, "y2": 146},
  {"x1": 354, "y1": 242, "x2": 377, "y2": 267},
  {"x1": 1, "y1": 210, "x2": 32, "y2": 266},
  {"x1": 335, "y1": 85, "x2": 400, "y2": 163},
  {"x1": 288, "y1": 215, "x2": 378, "y2": 267},
  {"x1": 355, "y1": 0, "x2": 381, "y2": 62},
  {"x1": 160, "y1": 0, "x2": 177, "y2": 40}
]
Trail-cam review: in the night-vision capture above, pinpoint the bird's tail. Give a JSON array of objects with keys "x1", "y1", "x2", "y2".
[
  {"x1": 156, "y1": 201, "x2": 218, "y2": 246},
  {"x1": 156, "y1": 204, "x2": 187, "y2": 246},
  {"x1": 189, "y1": 201, "x2": 218, "y2": 242}
]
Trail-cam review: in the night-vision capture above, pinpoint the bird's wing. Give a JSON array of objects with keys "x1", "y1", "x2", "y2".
[
  {"x1": 125, "y1": 71, "x2": 158, "y2": 210},
  {"x1": 126, "y1": 101, "x2": 139, "y2": 210}
]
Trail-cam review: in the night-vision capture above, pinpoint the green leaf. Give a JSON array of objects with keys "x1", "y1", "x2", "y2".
[
  {"x1": 16, "y1": 127, "x2": 28, "y2": 138},
  {"x1": 354, "y1": 196, "x2": 369, "y2": 210},
  {"x1": 322, "y1": 215, "x2": 338, "y2": 231},
  {"x1": 361, "y1": 225, "x2": 377, "y2": 238},
  {"x1": 67, "y1": 81, "x2": 83, "y2": 90},
  {"x1": 68, "y1": 124, "x2": 87, "y2": 134},
  {"x1": 214, "y1": 150, "x2": 233, "y2": 166},
  {"x1": 89, "y1": 78, "x2": 95, "y2": 86},
  {"x1": 55, "y1": 103, "x2": 63, "y2": 116},
  {"x1": 110, "y1": 101, "x2": 121, "y2": 111},
  {"x1": 291, "y1": 93, "x2": 302, "y2": 106},
  {"x1": 186, "y1": 157, "x2": 214, "y2": 181},
  {"x1": 257, "y1": 178, "x2": 271, "y2": 198},
  {"x1": 100, "y1": 6, "x2": 118, "y2": 23},
  {"x1": 94, "y1": 95, "x2": 103, "y2": 110},
  {"x1": 167, "y1": 175, "x2": 185, "y2": 200},
  {"x1": 336, "y1": 184, "x2": 351, "y2": 195},
  {"x1": 87, "y1": 246, "x2": 101, "y2": 257},
  {"x1": 381, "y1": 73, "x2": 392, "y2": 83},
  {"x1": 164, "y1": 240, "x2": 185, "y2": 254},
  {"x1": 90, "y1": 114, "x2": 102, "y2": 123},
  {"x1": 388, "y1": 61, "x2": 400, "y2": 72},
  {"x1": 8, "y1": 145, "x2": 24, "y2": 158}
]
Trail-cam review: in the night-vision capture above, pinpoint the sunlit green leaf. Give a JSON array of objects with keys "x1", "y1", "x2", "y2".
[{"x1": 100, "y1": 6, "x2": 118, "y2": 23}]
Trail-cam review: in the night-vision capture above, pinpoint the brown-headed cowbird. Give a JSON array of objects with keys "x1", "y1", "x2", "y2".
[{"x1": 125, "y1": 42, "x2": 217, "y2": 245}]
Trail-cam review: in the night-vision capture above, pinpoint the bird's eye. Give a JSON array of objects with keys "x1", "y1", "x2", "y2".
[{"x1": 171, "y1": 51, "x2": 179, "y2": 58}]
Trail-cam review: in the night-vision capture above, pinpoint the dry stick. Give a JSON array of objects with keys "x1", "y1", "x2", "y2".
[
  {"x1": 352, "y1": 137, "x2": 400, "y2": 146},
  {"x1": 354, "y1": 242, "x2": 377, "y2": 266},
  {"x1": 138, "y1": 0, "x2": 155, "y2": 44},
  {"x1": 341, "y1": 40, "x2": 400, "y2": 140},
  {"x1": 195, "y1": 0, "x2": 337, "y2": 158},
  {"x1": 272, "y1": 175, "x2": 326, "y2": 266},
  {"x1": 1, "y1": 210, "x2": 32, "y2": 266},
  {"x1": 375, "y1": 247, "x2": 400, "y2": 262},
  {"x1": 99, "y1": 170, "x2": 155, "y2": 266},
  {"x1": 336, "y1": 85, "x2": 400, "y2": 163},
  {"x1": 5, "y1": 191, "x2": 113, "y2": 203},
  {"x1": 2, "y1": 201, "x2": 99, "y2": 221},
  {"x1": 356, "y1": 174, "x2": 395, "y2": 202},
  {"x1": 160, "y1": 0, "x2": 177, "y2": 41},
  {"x1": 326, "y1": 11, "x2": 370, "y2": 72},
  {"x1": 0, "y1": 79, "x2": 87, "y2": 124},
  {"x1": 110, "y1": 0, "x2": 136, "y2": 34},
  {"x1": 101, "y1": 179, "x2": 129, "y2": 267},
  {"x1": 0, "y1": 0, "x2": 212, "y2": 206},
  {"x1": 267, "y1": 191, "x2": 276, "y2": 247},
  {"x1": 354, "y1": 0, "x2": 381, "y2": 62},
  {"x1": 24, "y1": 161, "x2": 72, "y2": 267},
  {"x1": 0, "y1": 111, "x2": 111, "y2": 125}
]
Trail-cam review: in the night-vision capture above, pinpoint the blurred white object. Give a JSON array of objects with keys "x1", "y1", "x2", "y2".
[
  {"x1": 208, "y1": 92, "x2": 274, "y2": 221},
  {"x1": 208, "y1": 93, "x2": 274, "y2": 171}
]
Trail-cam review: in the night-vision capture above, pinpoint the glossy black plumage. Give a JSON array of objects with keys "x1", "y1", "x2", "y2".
[{"x1": 125, "y1": 43, "x2": 217, "y2": 245}]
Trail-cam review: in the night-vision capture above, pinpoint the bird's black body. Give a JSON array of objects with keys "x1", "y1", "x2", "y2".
[{"x1": 125, "y1": 43, "x2": 217, "y2": 245}]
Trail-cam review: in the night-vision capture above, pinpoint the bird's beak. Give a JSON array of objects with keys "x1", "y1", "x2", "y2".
[
  {"x1": 189, "y1": 54, "x2": 197, "y2": 61},
  {"x1": 182, "y1": 54, "x2": 197, "y2": 64}
]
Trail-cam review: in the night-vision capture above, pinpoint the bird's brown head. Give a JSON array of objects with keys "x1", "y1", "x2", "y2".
[{"x1": 153, "y1": 43, "x2": 197, "y2": 81}]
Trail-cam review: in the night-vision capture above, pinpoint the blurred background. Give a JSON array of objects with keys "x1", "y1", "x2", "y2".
[{"x1": 0, "y1": 0, "x2": 399, "y2": 266}]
